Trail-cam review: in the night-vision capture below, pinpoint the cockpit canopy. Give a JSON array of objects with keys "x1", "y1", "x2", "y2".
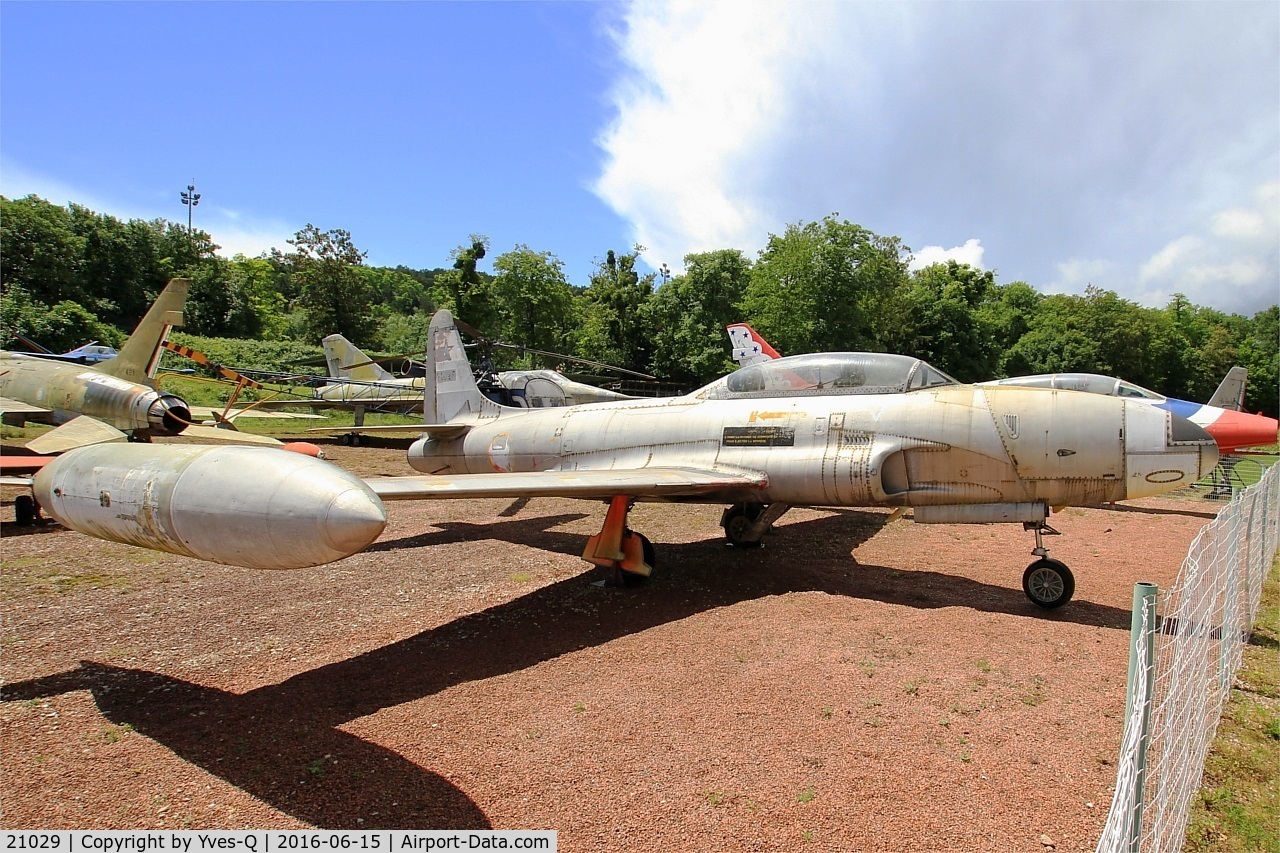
[
  {"x1": 984, "y1": 373, "x2": 1165, "y2": 401},
  {"x1": 698, "y1": 353, "x2": 959, "y2": 400}
]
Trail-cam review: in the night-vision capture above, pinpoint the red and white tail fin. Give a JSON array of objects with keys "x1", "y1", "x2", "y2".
[{"x1": 726, "y1": 323, "x2": 782, "y2": 367}]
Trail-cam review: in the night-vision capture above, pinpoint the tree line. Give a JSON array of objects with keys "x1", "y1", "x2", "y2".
[{"x1": 2, "y1": 194, "x2": 1276, "y2": 417}]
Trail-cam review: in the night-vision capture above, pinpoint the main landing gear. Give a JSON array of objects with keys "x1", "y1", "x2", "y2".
[
  {"x1": 720, "y1": 502, "x2": 791, "y2": 547},
  {"x1": 1022, "y1": 521, "x2": 1074, "y2": 609}
]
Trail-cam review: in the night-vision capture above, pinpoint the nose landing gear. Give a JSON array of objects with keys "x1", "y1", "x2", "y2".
[{"x1": 1022, "y1": 521, "x2": 1074, "y2": 608}]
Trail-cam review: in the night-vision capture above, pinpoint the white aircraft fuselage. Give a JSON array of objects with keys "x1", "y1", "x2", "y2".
[{"x1": 409, "y1": 355, "x2": 1217, "y2": 514}]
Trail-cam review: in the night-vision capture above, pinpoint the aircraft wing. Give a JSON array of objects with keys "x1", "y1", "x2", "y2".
[
  {"x1": 365, "y1": 466, "x2": 768, "y2": 501},
  {"x1": 0, "y1": 396, "x2": 52, "y2": 415}
]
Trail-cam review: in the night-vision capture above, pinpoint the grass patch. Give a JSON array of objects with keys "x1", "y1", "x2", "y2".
[{"x1": 1185, "y1": 557, "x2": 1280, "y2": 852}]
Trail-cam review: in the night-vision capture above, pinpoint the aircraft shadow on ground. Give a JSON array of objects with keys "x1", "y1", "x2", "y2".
[{"x1": 3, "y1": 508, "x2": 1134, "y2": 829}]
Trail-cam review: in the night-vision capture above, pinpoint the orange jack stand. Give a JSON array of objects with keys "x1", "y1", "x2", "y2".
[{"x1": 583, "y1": 494, "x2": 652, "y2": 578}]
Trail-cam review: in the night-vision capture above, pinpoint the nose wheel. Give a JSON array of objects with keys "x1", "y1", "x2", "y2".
[{"x1": 1022, "y1": 521, "x2": 1074, "y2": 608}]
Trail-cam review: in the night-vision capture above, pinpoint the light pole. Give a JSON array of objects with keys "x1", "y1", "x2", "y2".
[{"x1": 180, "y1": 183, "x2": 201, "y2": 237}]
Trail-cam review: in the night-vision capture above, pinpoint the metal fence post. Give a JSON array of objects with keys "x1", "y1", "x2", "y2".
[{"x1": 1124, "y1": 582, "x2": 1160, "y2": 853}]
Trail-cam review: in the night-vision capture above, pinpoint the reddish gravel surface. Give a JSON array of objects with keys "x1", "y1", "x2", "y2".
[{"x1": 0, "y1": 437, "x2": 1220, "y2": 851}]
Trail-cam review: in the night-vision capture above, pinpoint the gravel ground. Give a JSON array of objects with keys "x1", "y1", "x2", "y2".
[{"x1": 0, "y1": 437, "x2": 1219, "y2": 851}]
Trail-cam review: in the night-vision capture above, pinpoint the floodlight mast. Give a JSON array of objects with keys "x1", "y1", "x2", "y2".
[{"x1": 180, "y1": 183, "x2": 201, "y2": 236}]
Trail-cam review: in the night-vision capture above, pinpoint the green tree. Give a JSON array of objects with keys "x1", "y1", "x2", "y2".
[
  {"x1": 643, "y1": 249, "x2": 753, "y2": 383},
  {"x1": 490, "y1": 245, "x2": 576, "y2": 361},
  {"x1": 574, "y1": 247, "x2": 655, "y2": 371},
  {"x1": 891, "y1": 261, "x2": 1000, "y2": 381},
  {"x1": 740, "y1": 216, "x2": 910, "y2": 355},
  {"x1": 0, "y1": 195, "x2": 86, "y2": 307},
  {"x1": 275, "y1": 225, "x2": 374, "y2": 343}
]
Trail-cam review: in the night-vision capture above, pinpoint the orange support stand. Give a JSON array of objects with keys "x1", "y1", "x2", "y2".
[{"x1": 583, "y1": 494, "x2": 652, "y2": 579}]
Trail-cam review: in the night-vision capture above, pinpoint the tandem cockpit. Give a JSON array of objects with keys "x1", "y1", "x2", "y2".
[{"x1": 697, "y1": 352, "x2": 959, "y2": 400}]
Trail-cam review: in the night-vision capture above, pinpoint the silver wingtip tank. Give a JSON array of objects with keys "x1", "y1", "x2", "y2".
[{"x1": 32, "y1": 444, "x2": 388, "y2": 569}]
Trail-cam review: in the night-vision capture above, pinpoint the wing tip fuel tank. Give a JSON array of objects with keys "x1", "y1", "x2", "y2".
[{"x1": 32, "y1": 444, "x2": 387, "y2": 569}]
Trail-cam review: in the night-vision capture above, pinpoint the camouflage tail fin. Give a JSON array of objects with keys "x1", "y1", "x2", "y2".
[
  {"x1": 425, "y1": 310, "x2": 506, "y2": 424},
  {"x1": 321, "y1": 334, "x2": 395, "y2": 383},
  {"x1": 1206, "y1": 366, "x2": 1247, "y2": 412},
  {"x1": 98, "y1": 278, "x2": 188, "y2": 386}
]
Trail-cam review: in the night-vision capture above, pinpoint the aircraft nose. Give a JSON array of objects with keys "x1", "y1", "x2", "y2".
[
  {"x1": 1207, "y1": 409, "x2": 1279, "y2": 453},
  {"x1": 323, "y1": 487, "x2": 390, "y2": 554}
]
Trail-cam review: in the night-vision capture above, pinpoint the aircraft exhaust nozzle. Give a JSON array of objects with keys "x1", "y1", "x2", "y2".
[
  {"x1": 148, "y1": 395, "x2": 193, "y2": 434},
  {"x1": 33, "y1": 443, "x2": 387, "y2": 569}
]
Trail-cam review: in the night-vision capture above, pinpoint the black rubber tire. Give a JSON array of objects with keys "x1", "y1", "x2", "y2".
[
  {"x1": 1022, "y1": 558, "x2": 1075, "y2": 609},
  {"x1": 14, "y1": 494, "x2": 36, "y2": 527},
  {"x1": 722, "y1": 505, "x2": 764, "y2": 548}
]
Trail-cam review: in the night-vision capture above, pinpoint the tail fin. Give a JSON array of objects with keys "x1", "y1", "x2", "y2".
[
  {"x1": 99, "y1": 278, "x2": 188, "y2": 386},
  {"x1": 1207, "y1": 366, "x2": 1248, "y2": 411},
  {"x1": 727, "y1": 323, "x2": 782, "y2": 366},
  {"x1": 425, "y1": 309, "x2": 505, "y2": 424},
  {"x1": 321, "y1": 334, "x2": 395, "y2": 382}
]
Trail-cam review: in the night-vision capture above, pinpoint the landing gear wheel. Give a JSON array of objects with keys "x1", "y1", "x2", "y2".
[
  {"x1": 14, "y1": 494, "x2": 37, "y2": 527},
  {"x1": 722, "y1": 504, "x2": 766, "y2": 548},
  {"x1": 1022, "y1": 558, "x2": 1075, "y2": 609},
  {"x1": 638, "y1": 532, "x2": 656, "y2": 569}
]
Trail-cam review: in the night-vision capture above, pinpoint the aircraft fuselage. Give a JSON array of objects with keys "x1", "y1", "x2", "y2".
[
  {"x1": 0, "y1": 352, "x2": 190, "y2": 434},
  {"x1": 408, "y1": 383, "x2": 1217, "y2": 512}
]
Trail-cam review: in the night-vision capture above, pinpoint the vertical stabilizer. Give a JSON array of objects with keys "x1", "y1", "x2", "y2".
[
  {"x1": 1207, "y1": 366, "x2": 1248, "y2": 411},
  {"x1": 727, "y1": 323, "x2": 782, "y2": 366},
  {"x1": 99, "y1": 278, "x2": 188, "y2": 386},
  {"x1": 322, "y1": 334, "x2": 395, "y2": 382},
  {"x1": 425, "y1": 310, "x2": 504, "y2": 424}
]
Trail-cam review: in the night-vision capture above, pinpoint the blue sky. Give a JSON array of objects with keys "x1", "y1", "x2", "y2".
[{"x1": 3, "y1": 1, "x2": 1277, "y2": 315}]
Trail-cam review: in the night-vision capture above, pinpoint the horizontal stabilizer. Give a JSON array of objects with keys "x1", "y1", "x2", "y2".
[
  {"x1": 366, "y1": 466, "x2": 767, "y2": 501},
  {"x1": 0, "y1": 395, "x2": 52, "y2": 415},
  {"x1": 180, "y1": 424, "x2": 284, "y2": 446},
  {"x1": 26, "y1": 416, "x2": 129, "y2": 454}
]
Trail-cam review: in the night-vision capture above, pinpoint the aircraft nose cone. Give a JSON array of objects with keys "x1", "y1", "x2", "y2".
[
  {"x1": 323, "y1": 487, "x2": 389, "y2": 554},
  {"x1": 1208, "y1": 410, "x2": 1279, "y2": 453}
]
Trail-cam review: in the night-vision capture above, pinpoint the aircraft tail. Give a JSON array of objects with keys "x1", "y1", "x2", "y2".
[
  {"x1": 1207, "y1": 366, "x2": 1248, "y2": 411},
  {"x1": 727, "y1": 323, "x2": 782, "y2": 366},
  {"x1": 322, "y1": 334, "x2": 395, "y2": 382},
  {"x1": 425, "y1": 309, "x2": 506, "y2": 424},
  {"x1": 98, "y1": 278, "x2": 188, "y2": 386}
]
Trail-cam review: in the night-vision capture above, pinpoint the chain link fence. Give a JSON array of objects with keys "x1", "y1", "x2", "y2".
[{"x1": 1096, "y1": 461, "x2": 1280, "y2": 853}]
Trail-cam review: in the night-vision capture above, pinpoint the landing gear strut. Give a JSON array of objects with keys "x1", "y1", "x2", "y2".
[
  {"x1": 721, "y1": 503, "x2": 791, "y2": 548},
  {"x1": 1021, "y1": 521, "x2": 1074, "y2": 608},
  {"x1": 584, "y1": 495, "x2": 654, "y2": 587}
]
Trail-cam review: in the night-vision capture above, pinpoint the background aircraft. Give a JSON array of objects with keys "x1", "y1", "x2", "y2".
[
  {"x1": 8, "y1": 335, "x2": 119, "y2": 365},
  {"x1": 727, "y1": 324, "x2": 1278, "y2": 454},
  {"x1": 0, "y1": 279, "x2": 281, "y2": 454},
  {"x1": 297, "y1": 332, "x2": 641, "y2": 444}
]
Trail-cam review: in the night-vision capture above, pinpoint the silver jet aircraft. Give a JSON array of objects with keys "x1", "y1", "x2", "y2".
[
  {"x1": 361, "y1": 310, "x2": 1219, "y2": 608},
  {"x1": 0, "y1": 279, "x2": 279, "y2": 454}
]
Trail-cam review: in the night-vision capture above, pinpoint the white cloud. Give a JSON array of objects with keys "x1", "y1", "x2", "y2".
[
  {"x1": 594, "y1": 1, "x2": 1279, "y2": 312},
  {"x1": 1136, "y1": 182, "x2": 1279, "y2": 313},
  {"x1": 908, "y1": 238, "x2": 985, "y2": 272}
]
